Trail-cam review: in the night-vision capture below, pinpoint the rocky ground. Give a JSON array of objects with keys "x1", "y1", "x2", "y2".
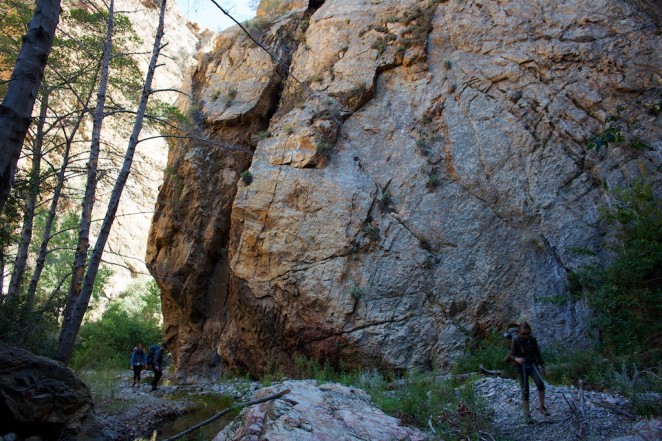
[
  {"x1": 95, "y1": 371, "x2": 661, "y2": 441},
  {"x1": 473, "y1": 376, "x2": 660, "y2": 441}
]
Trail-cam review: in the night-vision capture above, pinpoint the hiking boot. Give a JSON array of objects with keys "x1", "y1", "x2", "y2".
[
  {"x1": 151, "y1": 386, "x2": 157, "y2": 391},
  {"x1": 522, "y1": 400, "x2": 534, "y2": 424},
  {"x1": 537, "y1": 391, "x2": 550, "y2": 416}
]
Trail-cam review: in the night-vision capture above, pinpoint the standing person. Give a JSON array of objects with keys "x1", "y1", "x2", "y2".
[
  {"x1": 504, "y1": 322, "x2": 549, "y2": 423},
  {"x1": 130, "y1": 343, "x2": 146, "y2": 387},
  {"x1": 150, "y1": 343, "x2": 167, "y2": 391}
]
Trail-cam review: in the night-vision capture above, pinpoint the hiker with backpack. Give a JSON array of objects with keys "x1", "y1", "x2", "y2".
[
  {"x1": 147, "y1": 342, "x2": 167, "y2": 391},
  {"x1": 130, "y1": 343, "x2": 146, "y2": 387},
  {"x1": 503, "y1": 322, "x2": 549, "y2": 423}
]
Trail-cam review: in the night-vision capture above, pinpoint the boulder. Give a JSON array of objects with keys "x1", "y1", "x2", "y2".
[
  {"x1": 214, "y1": 380, "x2": 426, "y2": 441},
  {"x1": 0, "y1": 342, "x2": 110, "y2": 441}
]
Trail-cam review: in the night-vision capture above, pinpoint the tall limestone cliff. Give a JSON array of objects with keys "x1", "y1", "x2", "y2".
[{"x1": 146, "y1": 0, "x2": 662, "y2": 379}]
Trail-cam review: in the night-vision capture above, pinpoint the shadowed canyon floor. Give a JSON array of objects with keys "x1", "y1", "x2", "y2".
[{"x1": 91, "y1": 370, "x2": 659, "y2": 441}]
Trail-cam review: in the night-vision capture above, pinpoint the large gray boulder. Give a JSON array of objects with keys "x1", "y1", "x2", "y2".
[{"x1": 214, "y1": 380, "x2": 427, "y2": 440}]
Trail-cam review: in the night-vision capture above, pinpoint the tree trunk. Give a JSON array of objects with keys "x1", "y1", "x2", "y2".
[
  {"x1": 24, "y1": 88, "x2": 92, "y2": 313},
  {"x1": 0, "y1": 0, "x2": 62, "y2": 214},
  {"x1": 55, "y1": 0, "x2": 167, "y2": 365},
  {"x1": 7, "y1": 91, "x2": 48, "y2": 300},
  {"x1": 56, "y1": 0, "x2": 114, "y2": 363}
]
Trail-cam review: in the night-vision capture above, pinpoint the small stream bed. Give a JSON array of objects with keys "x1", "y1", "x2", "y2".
[
  {"x1": 155, "y1": 391, "x2": 238, "y2": 440},
  {"x1": 90, "y1": 370, "x2": 249, "y2": 441}
]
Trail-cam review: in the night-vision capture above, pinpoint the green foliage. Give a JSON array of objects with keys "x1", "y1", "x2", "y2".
[
  {"x1": 452, "y1": 332, "x2": 515, "y2": 376},
  {"x1": 0, "y1": 180, "x2": 25, "y2": 264},
  {"x1": 0, "y1": 296, "x2": 60, "y2": 357},
  {"x1": 71, "y1": 278, "x2": 163, "y2": 370},
  {"x1": 349, "y1": 283, "x2": 363, "y2": 299},
  {"x1": 251, "y1": 130, "x2": 272, "y2": 142},
  {"x1": 380, "y1": 191, "x2": 392, "y2": 207},
  {"x1": 315, "y1": 140, "x2": 331, "y2": 155},
  {"x1": 569, "y1": 178, "x2": 661, "y2": 359},
  {"x1": 243, "y1": 16, "x2": 274, "y2": 36},
  {"x1": 351, "y1": 370, "x2": 490, "y2": 439},
  {"x1": 240, "y1": 170, "x2": 253, "y2": 185},
  {"x1": 544, "y1": 348, "x2": 662, "y2": 416},
  {"x1": 586, "y1": 108, "x2": 625, "y2": 150},
  {"x1": 30, "y1": 211, "x2": 79, "y2": 310},
  {"x1": 0, "y1": 0, "x2": 30, "y2": 97},
  {"x1": 0, "y1": 209, "x2": 114, "y2": 357},
  {"x1": 292, "y1": 355, "x2": 334, "y2": 382},
  {"x1": 544, "y1": 347, "x2": 611, "y2": 387}
]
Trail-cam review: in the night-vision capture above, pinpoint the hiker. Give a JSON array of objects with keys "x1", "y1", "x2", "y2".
[
  {"x1": 149, "y1": 342, "x2": 167, "y2": 391},
  {"x1": 504, "y1": 322, "x2": 549, "y2": 423},
  {"x1": 130, "y1": 343, "x2": 146, "y2": 387}
]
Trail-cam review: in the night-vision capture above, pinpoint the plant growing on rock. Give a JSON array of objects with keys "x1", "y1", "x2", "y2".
[
  {"x1": 240, "y1": 170, "x2": 253, "y2": 185},
  {"x1": 349, "y1": 284, "x2": 363, "y2": 299},
  {"x1": 251, "y1": 130, "x2": 272, "y2": 142},
  {"x1": 380, "y1": 191, "x2": 392, "y2": 207},
  {"x1": 315, "y1": 140, "x2": 331, "y2": 156},
  {"x1": 426, "y1": 169, "x2": 440, "y2": 189}
]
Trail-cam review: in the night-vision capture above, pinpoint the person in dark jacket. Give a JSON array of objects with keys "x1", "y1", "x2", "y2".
[
  {"x1": 504, "y1": 322, "x2": 549, "y2": 423},
  {"x1": 130, "y1": 343, "x2": 146, "y2": 387},
  {"x1": 150, "y1": 343, "x2": 167, "y2": 391}
]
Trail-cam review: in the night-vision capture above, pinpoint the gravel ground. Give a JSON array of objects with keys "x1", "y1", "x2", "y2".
[
  {"x1": 95, "y1": 371, "x2": 659, "y2": 441},
  {"x1": 474, "y1": 376, "x2": 656, "y2": 441}
]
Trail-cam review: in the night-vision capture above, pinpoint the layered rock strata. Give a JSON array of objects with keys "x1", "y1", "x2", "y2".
[{"x1": 147, "y1": 0, "x2": 662, "y2": 378}]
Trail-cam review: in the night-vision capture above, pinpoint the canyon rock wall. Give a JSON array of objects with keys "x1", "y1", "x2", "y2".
[
  {"x1": 88, "y1": 0, "x2": 200, "y2": 297},
  {"x1": 147, "y1": 0, "x2": 662, "y2": 379}
]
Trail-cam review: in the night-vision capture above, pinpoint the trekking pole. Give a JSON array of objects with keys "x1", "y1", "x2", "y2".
[{"x1": 532, "y1": 363, "x2": 548, "y2": 386}]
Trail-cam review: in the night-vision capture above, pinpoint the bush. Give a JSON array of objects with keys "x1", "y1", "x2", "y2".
[
  {"x1": 71, "y1": 278, "x2": 163, "y2": 370},
  {"x1": 570, "y1": 178, "x2": 661, "y2": 360},
  {"x1": 452, "y1": 332, "x2": 515, "y2": 377}
]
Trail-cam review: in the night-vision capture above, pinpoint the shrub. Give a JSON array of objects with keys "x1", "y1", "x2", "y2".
[
  {"x1": 240, "y1": 170, "x2": 253, "y2": 185},
  {"x1": 569, "y1": 178, "x2": 661, "y2": 360},
  {"x1": 349, "y1": 284, "x2": 363, "y2": 299},
  {"x1": 452, "y1": 332, "x2": 514, "y2": 376},
  {"x1": 427, "y1": 170, "x2": 440, "y2": 189},
  {"x1": 251, "y1": 130, "x2": 271, "y2": 142},
  {"x1": 380, "y1": 191, "x2": 392, "y2": 206}
]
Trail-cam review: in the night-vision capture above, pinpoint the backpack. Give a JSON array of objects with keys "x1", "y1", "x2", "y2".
[
  {"x1": 503, "y1": 323, "x2": 519, "y2": 341},
  {"x1": 146, "y1": 344, "x2": 159, "y2": 368}
]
